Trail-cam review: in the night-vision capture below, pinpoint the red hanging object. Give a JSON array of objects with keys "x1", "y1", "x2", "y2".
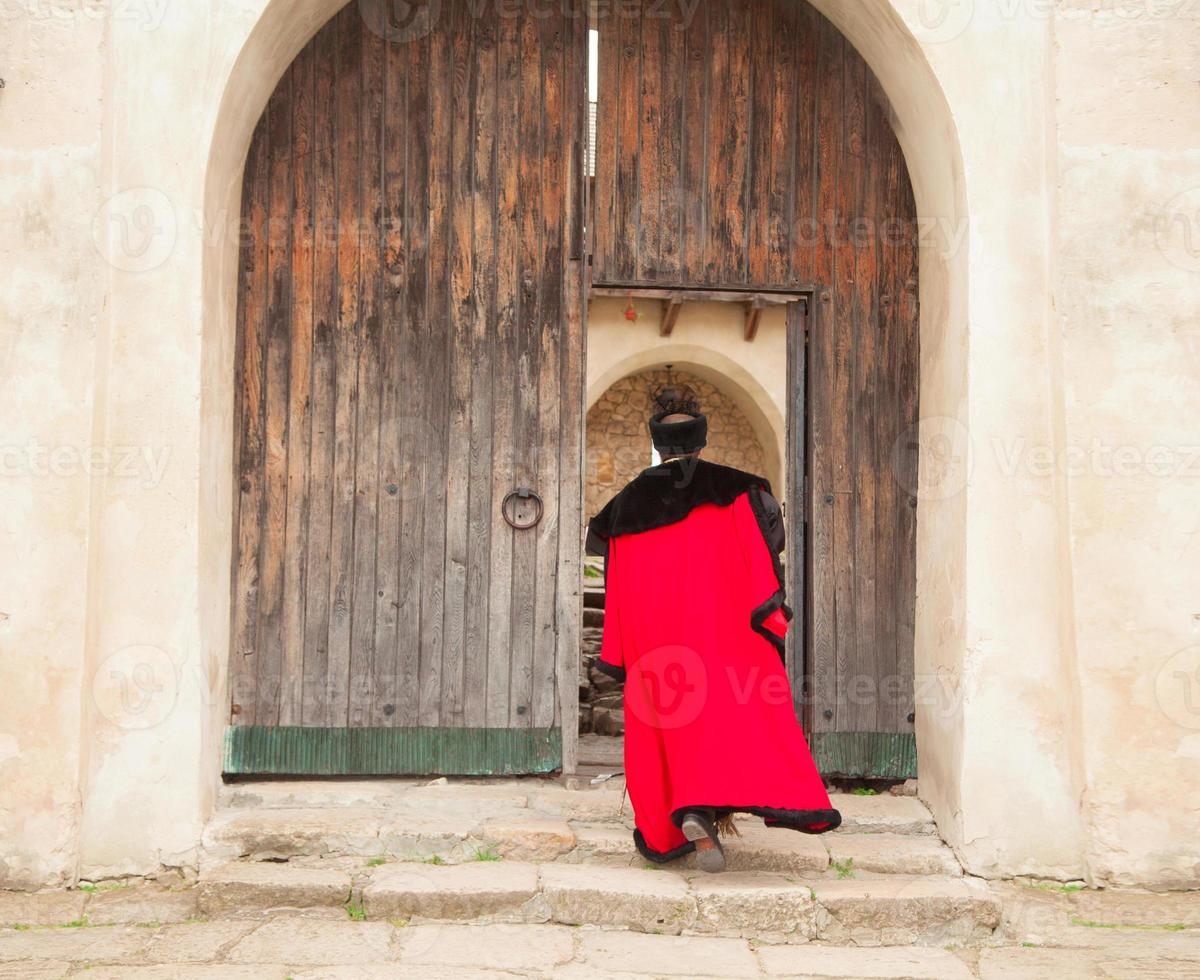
[{"x1": 623, "y1": 294, "x2": 639, "y2": 322}]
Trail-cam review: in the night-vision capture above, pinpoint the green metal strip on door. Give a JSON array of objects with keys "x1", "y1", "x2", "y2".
[
  {"x1": 223, "y1": 726, "x2": 562, "y2": 777},
  {"x1": 809, "y1": 732, "x2": 917, "y2": 780}
]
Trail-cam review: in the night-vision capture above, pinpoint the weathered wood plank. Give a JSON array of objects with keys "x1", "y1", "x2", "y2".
[
  {"x1": 255, "y1": 69, "x2": 293, "y2": 726},
  {"x1": 807, "y1": 16, "x2": 842, "y2": 735},
  {"x1": 746, "y1": 0, "x2": 773, "y2": 284},
  {"x1": 872, "y1": 88, "x2": 902, "y2": 735},
  {"x1": 509, "y1": 8, "x2": 544, "y2": 727},
  {"x1": 372, "y1": 16, "x2": 408, "y2": 727},
  {"x1": 419, "y1": 2, "x2": 453, "y2": 727},
  {"x1": 485, "y1": 6, "x2": 520, "y2": 728},
  {"x1": 533, "y1": 7, "x2": 565, "y2": 730},
  {"x1": 302, "y1": 25, "x2": 337, "y2": 725},
  {"x1": 849, "y1": 49, "x2": 878, "y2": 734},
  {"x1": 679, "y1": 0, "x2": 708, "y2": 282},
  {"x1": 349, "y1": 16, "x2": 384, "y2": 728},
  {"x1": 592, "y1": 3, "x2": 619, "y2": 284},
  {"x1": 768, "y1": 0, "x2": 800, "y2": 285},
  {"x1": 895, "y1": 153, "x2": 921, "y2": 736},
  {"x1": 465, "y1": 7, "x2": 498, "y2": 730},
  {"x1": 657, "y1": 4, "x2": 683, "y2": 283},
  {"x1": 558, "y1": 8, "x2": 589, "y2": 772},
  {"x1": 785, "y1": 300, "x2": 807, "y2": 690},
  {"x1": 280, "y1": 42, "x2": 315, "y2": 726},
  {"x1": 830, "y1": 30, "x2": 858, "y2": 735},
  {"x1": 790, "y1": 0, "x2": 820, "y2": 286},
  {"x1": 703, "y1": 0, "x2": 730, "y2": 284},
  {"x1": 396, "y1": 13, "x2": 430, "y2": 727},
  {"x1": 326, "y1": 6, "x2": 362, "y2": 728},
  {"x1": 613, "y1": 3, "x2": 640, "y2": 282},
  {"x1": 636, "y1": 0, "x2": 661, "y2": 282},
  {"x1": 441, "y1": 0, "x2": 475, "y2": 727},
  {"x1": 230, "y1": 109, "x2": 270, "y2": 725}
]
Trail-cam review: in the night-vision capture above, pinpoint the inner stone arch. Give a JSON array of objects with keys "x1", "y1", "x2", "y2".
[{"x1": 586, "y1": 366, "x2": 773, "y2": 521}]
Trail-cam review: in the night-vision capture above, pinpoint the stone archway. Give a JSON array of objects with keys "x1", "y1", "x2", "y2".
[
  {"x1": 164, "y1": 0, "x2": 1083, "y2": 884},
  {"x1": 196, "y1": 0, "x2": 972, "y2": 845}
]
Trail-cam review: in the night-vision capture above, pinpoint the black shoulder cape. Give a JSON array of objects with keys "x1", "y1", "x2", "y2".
[{"x1": 585, "y1": 458, "x2": 777, "y2": 557}]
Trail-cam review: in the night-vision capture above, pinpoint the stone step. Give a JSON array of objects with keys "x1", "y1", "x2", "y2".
[
  {"x1": 202, "y1": 805, "x2": 960, "y2": 881},
  {"x1": 826, "y1": 793, "x2": 937, "y2": 836},
  {"x1": 193, "y1": 858, "x2": 1000, "y2": 946}
]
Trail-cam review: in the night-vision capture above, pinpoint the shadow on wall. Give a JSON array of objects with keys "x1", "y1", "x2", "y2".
[{"x1": 585, "y1": 368, "x2": 769, "y2": 519}]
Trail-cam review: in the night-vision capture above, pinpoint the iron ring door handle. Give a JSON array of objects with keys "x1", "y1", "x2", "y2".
[{"x1": 501, "y1": 487, "x2": 543, "y2": 530}]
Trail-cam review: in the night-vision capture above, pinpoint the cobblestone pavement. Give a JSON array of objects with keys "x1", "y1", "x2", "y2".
[{"x1": 2, "y1": 884, "x2": 1199, "y2": 980}]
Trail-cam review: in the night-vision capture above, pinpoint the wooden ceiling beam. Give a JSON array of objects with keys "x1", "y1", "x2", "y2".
[
  {"x1": 743, "y1": 298, "x2": 766, "y2": 342},
  {"x1": 660, "y1": 298, "x2": 682, "y2": 337}
]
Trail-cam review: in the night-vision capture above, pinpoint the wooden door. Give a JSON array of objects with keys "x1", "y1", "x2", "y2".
[
  {"x1": 595, "y1": 0, "x2": 919, "y2": 777},
  {"x1": 226, "y1": 0, "x2": 588, "y2": 775}
]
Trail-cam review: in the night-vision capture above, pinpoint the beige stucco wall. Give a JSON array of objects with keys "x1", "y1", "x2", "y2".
[
  {"x1": 1052, "y1": 0, "x2": 1200, "y2": 889},
  {"x1": 0, "y1": 7, "x2": 105, "y2": 888},
  {"x1": 0, "y1": 0, "x2": 1195, "y2": 889}
]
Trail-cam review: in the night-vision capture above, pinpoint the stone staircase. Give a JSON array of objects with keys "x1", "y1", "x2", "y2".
[{"x1": 197, "y1": 777, "x2": 1001, "y2": 948}]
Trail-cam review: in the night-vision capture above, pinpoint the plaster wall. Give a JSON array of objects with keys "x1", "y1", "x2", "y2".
[
  {"x1": 1052, "y1": 0, "x2": 1200, "y2": 889},
  {"x1": 0, "y1": 0, "x2": 1193, "y2": 889},
  {"x1": 0, "y1": 6, "x2": 105, "y2": 888}
]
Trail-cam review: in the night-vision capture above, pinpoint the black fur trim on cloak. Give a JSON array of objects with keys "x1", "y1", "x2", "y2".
[
  {"x1": 585, "y1": 458, "x2": 771, "y2": 558},
  {"x1": 633, "y1": 827, "x2": 697, "y2": 863},
  {"x1": 746, "y1": 484, "x2": 793, "y2": 663},
  {"x1": 670, "y1": 804, "x2": 843, "y2": 835}
]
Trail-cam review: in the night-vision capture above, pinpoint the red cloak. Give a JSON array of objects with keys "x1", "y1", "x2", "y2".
[{"x1": 587, "y1": 458, "x2": 840, "y2": 861}]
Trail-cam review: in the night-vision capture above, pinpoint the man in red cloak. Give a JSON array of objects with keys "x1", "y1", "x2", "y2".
[{"x1": 586, "y1": 390, "x2": 841, "y2": 872}]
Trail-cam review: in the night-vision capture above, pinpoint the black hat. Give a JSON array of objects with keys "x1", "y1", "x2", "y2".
[{"x1": 649, "y1": 410, "x2": 708, "y2": 456}]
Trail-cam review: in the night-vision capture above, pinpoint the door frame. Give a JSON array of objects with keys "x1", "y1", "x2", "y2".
[{"x1": 784, "y1": 296, "x2": 811, "y2": 728}]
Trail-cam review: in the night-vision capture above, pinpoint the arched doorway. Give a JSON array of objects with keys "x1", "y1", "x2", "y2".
[{"x1": 222, "y1": 0, "x2": 919, "y2": 782}]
